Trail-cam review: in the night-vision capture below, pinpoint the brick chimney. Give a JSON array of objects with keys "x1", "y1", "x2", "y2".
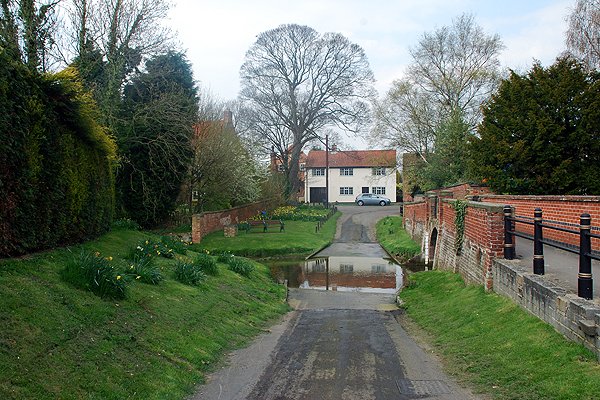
[{"x1": 223, "y1": 110, "x2": 233, "y2": 129}]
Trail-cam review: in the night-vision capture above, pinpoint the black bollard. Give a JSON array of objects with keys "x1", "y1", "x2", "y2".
[
  {"x1": 578, "y1": 213, "x2": 593, "y2": 300},
  {"x1": 503, "y1": 205, "x2": 515, "y2": 260},
  {"x1": 533, "y1": 208, "x2": 544, "y2": 275}
]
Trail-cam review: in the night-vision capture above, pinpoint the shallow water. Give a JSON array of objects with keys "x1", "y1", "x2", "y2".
[{"x1": 267, "y1": 255, "x2": 404, "y2": 294}]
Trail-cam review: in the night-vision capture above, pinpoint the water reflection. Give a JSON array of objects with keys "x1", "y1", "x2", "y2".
[{"x1": 269, "y1": 256, "x2": 403, "y2": 294}]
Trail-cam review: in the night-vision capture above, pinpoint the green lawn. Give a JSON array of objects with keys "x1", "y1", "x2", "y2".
[
  {"x1": 0, "y1": 229, "x2": 288, "y2": 400},
  {"x1": 400, "y1": 271, "x2": 600, "y2": 400},
  {"x1": 196, "y1": 212, "x2": 340, "y2": 257},
  {"x1": 375, "y1": 216, "x2": 421, "y2": 261}
]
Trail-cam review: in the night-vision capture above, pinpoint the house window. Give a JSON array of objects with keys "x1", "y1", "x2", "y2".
[
  {"x1": 372, "y1": 187, "x2": 386, "y2": 195},
  {"x1": 312, "y1": 168, "x2": 325, "y2": 176},
  {"x1": 371, "y1": 264, "x2": 387, "y2": 273},
  {"x1": 191, "y1": 190, "x2": 199, "y2": 202},
  {"x1": 339, "y1": 264, "x2": 354, "y2": 273},
  {"x1": 373, "y1": 167, "x2": 386, "y2": 175},
  {"x1": 277, "y1": 164, "x2": 285, "y2": 172},
  {"x1": 340, "y1": 167, "x2": 353, "y2": 176},
  {"x1": 339, "y1": 187, "x2": 353, "y2": 195},
  {"x1": 300, "y1": 163, "x2": 305, "y2": 171}
]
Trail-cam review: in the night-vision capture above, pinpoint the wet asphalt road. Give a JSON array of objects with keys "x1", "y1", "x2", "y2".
[
  {"x1": 247, "y1": 309, "x2": 409, "y2": 399},
  {"x1": 194, "y1": 205, "x2": 480, "y2": 400}
]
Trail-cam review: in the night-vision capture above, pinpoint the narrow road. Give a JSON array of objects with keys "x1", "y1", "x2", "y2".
[{"x1": 193, "y1": 205, "x2": 480, "y2": 400}]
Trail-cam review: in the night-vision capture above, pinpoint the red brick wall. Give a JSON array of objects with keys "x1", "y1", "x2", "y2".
[
  {"x1": 192, "y1": 199, "x2": 277, "y2": 243},
  {"x1": 434, "y1": 200, "x2": 504, "y2": 288},
  {"x1": 481, "y1": 195, "x2": 600, "y2": 247}
]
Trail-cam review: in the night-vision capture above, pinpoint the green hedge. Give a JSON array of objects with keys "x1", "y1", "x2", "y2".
[{"x1": 0, "y1": 52, "x2": 116, "y2": 257}]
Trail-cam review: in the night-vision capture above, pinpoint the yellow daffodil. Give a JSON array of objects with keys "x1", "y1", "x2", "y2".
[{"x1": 116, "y1": 275, "x2": 122, "y2": 280}]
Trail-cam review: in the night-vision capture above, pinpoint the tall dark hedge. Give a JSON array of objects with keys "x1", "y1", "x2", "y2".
[
  {"x1": 469, "y1": 57, "x2": 600, "y2": 194},
  {"x1": 0, "y1": 51, "x2": 116, "y2": 257}
]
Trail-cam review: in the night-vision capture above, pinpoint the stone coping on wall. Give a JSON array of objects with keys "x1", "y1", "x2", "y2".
[
  {"x1": 442, "y1": 198, "x2": 505, "y2": 213},
  {"x1": 481, "y1": 194, "x2": 600, "y2": 203},
  {"x1": 402, "y1": 200, "x2": 426, "y2": 206},
  {"x1": 493, "y1": 258, "x2": 600, "y2": 361}
]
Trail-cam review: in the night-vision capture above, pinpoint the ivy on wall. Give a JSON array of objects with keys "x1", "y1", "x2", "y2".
[{"x1": 453, "y1": 199, "x2": 468, "y2": 255}]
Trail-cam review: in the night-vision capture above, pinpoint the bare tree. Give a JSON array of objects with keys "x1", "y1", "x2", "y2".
[
  {"x1": 373, "y1": 14, "x2": 503, "y2": 160},
  {"x1": 66, "y1": 0, "x2": 172, "y2": 126},
  {"x1": 566, "y1": 0, "x2": 600, "y2": 69},
  {"x1": 372, "y1": 79, "x2": 441, "y2": 163},
  {"x1": 240, "y1": 24, "x2": 375, "y2": 198},
  {"x1": 0, "y1": 0, "x2": 60, "y2": 71},
  {"x1": 408, "y1": 13, "x2": 503, "y2": 129}
]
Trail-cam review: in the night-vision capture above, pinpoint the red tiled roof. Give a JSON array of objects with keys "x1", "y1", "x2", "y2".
[{"x1": 305, "y1": 149, "x2": 396, "y2": 168}]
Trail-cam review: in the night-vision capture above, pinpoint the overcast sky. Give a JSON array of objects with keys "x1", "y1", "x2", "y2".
[
  {"x1": 168, "y1": 0, "x2": 572, "y2": 99},
  {"x1": 167, "y1": 0, "x2": 573, "y2": 147}
]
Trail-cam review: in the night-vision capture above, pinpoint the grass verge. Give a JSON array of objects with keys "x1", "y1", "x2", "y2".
[
  {"x1": 375, "y1": 216, "x2": 421, "y2": 261},
  {"x1": 0, "y1": 229, "x2": 288, "y2": 400},
  {"x1": 196, "y1": 212, "x2": 340, "y2": 257},
  {"x1": 400, "y1": 271, "x2": 600, "y2": 400}
]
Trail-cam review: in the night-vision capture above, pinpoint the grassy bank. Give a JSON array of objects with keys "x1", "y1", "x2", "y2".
[
  {"x1": 400, "y1": 271, "x2": 600, "y2": 400},
  {"x1": 0, "y1": 229, "x2": 288, "y2": 400},
  {"x1": 375, "y1": 216, "x2": 421, "y2": 260},
  {"x1": 196, "y1": 212, "x2": 340, "y2": 257}
]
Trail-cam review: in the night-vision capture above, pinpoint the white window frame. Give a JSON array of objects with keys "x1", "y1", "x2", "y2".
[
  {"x1": 299, "y1": 163, "x2": 305, "y2": 171},
  {"x1": 339, "y1": 187, "x2": 353, "y2": 195},
  {"x1": 340, "y1": 167, "x2": 353, "y2": 176},
  {"x1": 277, "y1": 164, "x2": 285, "y2": 172},
  {"x1": 339, "y1": 264, "x2": 354, "y2": 273},
  {"x1": 372, "y1": 187, "x2": 386, "y2": 195},
  {"x1": 312, "y1": 168, "x2": 325, "y2": 176},
  {"x1": 373, "y1": 167, "x2": 386, "y2": 176}
]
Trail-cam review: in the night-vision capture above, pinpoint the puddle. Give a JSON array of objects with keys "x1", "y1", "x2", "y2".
[{"x1": 267, "y1": 255, "x2": 403, "y2": 294}]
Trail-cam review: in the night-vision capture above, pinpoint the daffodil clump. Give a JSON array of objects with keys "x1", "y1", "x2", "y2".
[
  {"x1": 125, "y1": 254, "x2": 163, "y2": 285},
  {"x1": 270, "y1": 204, "x2": 330, "y2": 221},
  {"x1": 61, "y1": 250, "x2": 126, "y2": 299},
  {"x1": 127, "y1": 236, "x2": 189, "y2": 261}
]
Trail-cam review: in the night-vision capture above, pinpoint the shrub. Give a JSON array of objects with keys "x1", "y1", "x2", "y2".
[
  {"x1": 195, "y1": 253, "x2": 219, "y2": 276},
  {"x1": 125, "y1": 255, "x2": 163, "y2": 285},
  {"x1": 61, "y1": 250, "x2": 126, "y2": 299},
  {"x1": 227, "y1": 257, "x2": 255, "y2": 277},
  {"x1": 112, "y1": 218, "x2": 140, "y2": 231},
  {"x1": 174, "y1": 260, "x2": 206, "y2": 286},
  {"x1": 0, "y1": 61, "x2": 116, "y2": 257}
]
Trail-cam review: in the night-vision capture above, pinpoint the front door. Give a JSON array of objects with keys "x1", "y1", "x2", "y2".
[{"x1": 310, "y1": 187, "x2": 327, "y2": 203}]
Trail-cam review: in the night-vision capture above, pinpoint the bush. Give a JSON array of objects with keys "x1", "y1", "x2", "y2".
[
  {"x1": 125, "y1": 255, "x2": 163, "y2": 285},
  {"x1": 0, "y1": 60, "x2": 116, "y2": 257},
  {"x1": 112, "y1": 218, "x2": 140, "y2": 231},
  {"x1": 227, "y1": 257, "x2": 255, "y2": 277},
  {"x1": 195, "y1": 253, "x2": 218, "y2": 276},
  {"x1": 174, "y1": 260, "x2": 206, "y2": 286},
  {"x1": 61, "y1": 250, "x2": 126, "y2": 299}
]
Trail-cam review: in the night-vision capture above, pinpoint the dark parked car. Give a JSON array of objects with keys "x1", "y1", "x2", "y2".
[{"x1": 355, "y1": 193, "x2": 391, "y2": 206}]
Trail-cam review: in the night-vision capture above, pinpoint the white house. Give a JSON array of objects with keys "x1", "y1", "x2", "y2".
[{"x1": 304, "y1": 149, "x2": 397, "y2": 203}]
